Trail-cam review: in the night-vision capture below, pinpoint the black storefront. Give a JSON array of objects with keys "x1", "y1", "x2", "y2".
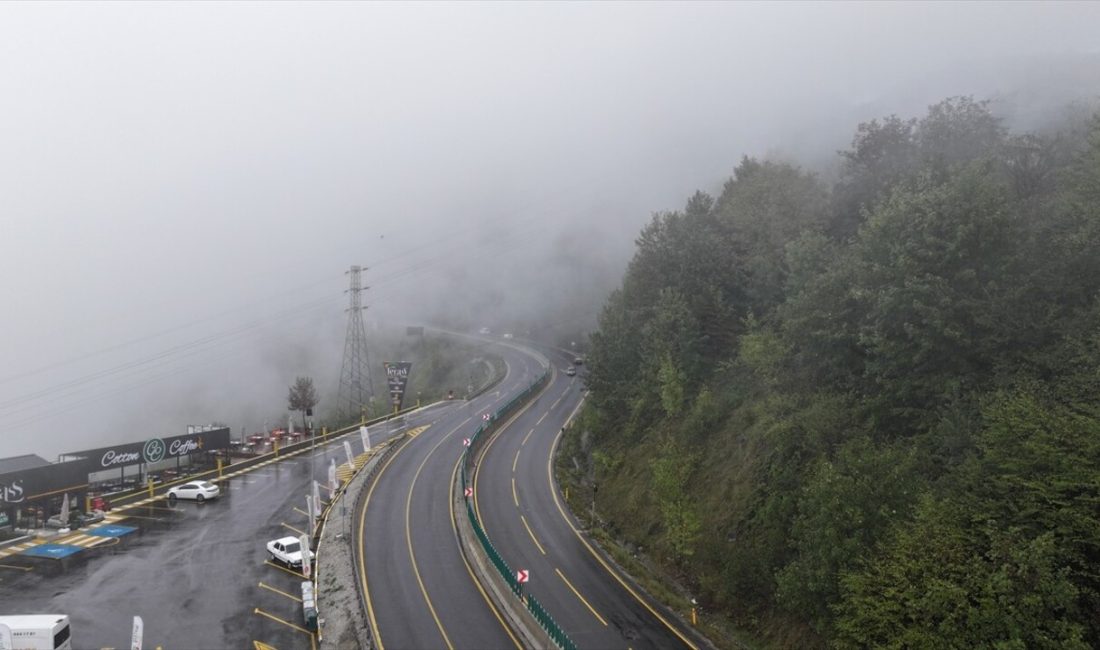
[
  {"x1": 0, "y1": 428, "x2": 231, "y2": 530},
  {"x1": 0, "y1": 459, "x2": 90, "y2": 530}
]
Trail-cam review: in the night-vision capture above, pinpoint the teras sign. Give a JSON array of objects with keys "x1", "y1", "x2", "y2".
[{"x1": 383, "y1": 361, "x2": 412, "y2": 408}]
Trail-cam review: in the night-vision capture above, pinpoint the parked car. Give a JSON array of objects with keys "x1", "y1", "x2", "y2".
[
  {"x1": 166, "y1": 480, "x2": 220, "y2": 503},
  {"x1": 267, "y1": 536, "x2": 314, "y2": 569}
]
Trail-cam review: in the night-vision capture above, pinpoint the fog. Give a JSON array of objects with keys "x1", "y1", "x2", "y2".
[{"x1": 1, "y1": 2, "x2": 1098, "y2": 459}]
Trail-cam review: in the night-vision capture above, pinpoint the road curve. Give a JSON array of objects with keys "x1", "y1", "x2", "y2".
[
  {"x1": 357, "y1": 340, "x2": 546, "y2": 650},
  {"x1": 473, "y1": 344, "x2": 704, "y2": 650}
]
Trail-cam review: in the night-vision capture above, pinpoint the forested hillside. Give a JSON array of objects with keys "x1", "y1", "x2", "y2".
[{"x1": 562, "y1": 97, "x2": 1100, "y2": 648}]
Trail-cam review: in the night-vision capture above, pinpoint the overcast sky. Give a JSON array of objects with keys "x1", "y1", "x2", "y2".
[{"x1": 2, "y1": 1, "x2": 1099, "y2": 459}]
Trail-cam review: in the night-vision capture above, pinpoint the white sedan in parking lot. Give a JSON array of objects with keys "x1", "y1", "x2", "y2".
[
  {"x1": 166, "y1": 480, "x2": 220, "y2": 503},
  {"x1": 267, "y1": 536, "x2": 314, "y2": 569}
]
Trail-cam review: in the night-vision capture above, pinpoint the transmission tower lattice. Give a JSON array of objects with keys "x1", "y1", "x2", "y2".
[{"x1": 338, "y1": 265, "x2": 374, "y2": 421}]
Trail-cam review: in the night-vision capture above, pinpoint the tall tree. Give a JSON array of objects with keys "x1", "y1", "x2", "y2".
[{"x1": 287, "y1": 376, "x2": 319, "y2": 434}]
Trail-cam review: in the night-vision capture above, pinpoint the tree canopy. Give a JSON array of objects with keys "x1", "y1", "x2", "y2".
[{"x1": 568, "y1": 97, "x2": 1100, "y2": 648}]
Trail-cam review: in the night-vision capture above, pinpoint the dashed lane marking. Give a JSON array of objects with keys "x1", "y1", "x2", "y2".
[
  {"x1": 520, "y1": 515, "x2": 546, "y2": 556},
  {"x1": 556, "y1": 568, "x2": 609, "y2": 627}
]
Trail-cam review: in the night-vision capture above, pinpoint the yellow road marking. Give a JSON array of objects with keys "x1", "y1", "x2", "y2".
[
  {"x1": 253, "y1": 607, "x2": 314, "y2": 638},
  {"x1": 264, "y1": 560, "x2": 306, "y2": 579},
  {"x1": 254, "y1": 641, "x2": 278, "y2": 650},
  {"x1": 358, "y1": 422, "x2": 442, "y2": 650},
  {"x1": 293, "y1": 507, "x2": 309, "y2": 517},
  {"x1": 512, "y1": 449, "x2": 520, "y2": 473},
  {"x1": 521, "y1": 428, "x2": 535, "y2": 447},
  {"x1": 520, "y1": 515, "x2": 546, "y2": 555},
  {"x1": 405, "y1": 426, "x2": 464, "y2": 650},
  {"x1": 0, "y1": 564, "x2": 32, "y2": 571},
  {"x1": 555, "y1": 568, "x2": 608, "y2": 627},
  {"x1": 548, "y1": 420, "x2": 699, "y2": 649},
  {"x1": 259, "y1": 581, "x2": 302, "y2": 602},
  {"x1": 512, "y1": 478, "x2": 519, "y2": 507},
  {"x1": 448, "y1": 450, "x2": 523, "y2": 650},
  {"x1": 281, "y1": 522, "x2": 306, "y2": 536}
]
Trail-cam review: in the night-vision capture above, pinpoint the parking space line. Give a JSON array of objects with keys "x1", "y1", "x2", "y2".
[
  {"x1": 293, "y1": 507, "x2": 309, "y2": 517},
  {"x1": 258, "y1": 582, "x2": 302, "y2": 602},
  {"x1": 281, "y1": 522, "x2": 306, "y2": 536},
  {"x1": 253, "y1": 608, "x2": 315, "y2": 638},
  {"x1": 264, "y1": 560, "x2": 306, "y2": 579}
]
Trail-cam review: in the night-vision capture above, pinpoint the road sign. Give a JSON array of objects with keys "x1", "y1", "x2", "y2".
[
  {"x1": 517, "y1": 569, "x2": 529, "y2": 583},
  {"x1": 463, "y1": 438, "x2": 471, "y2": 447},
  {"x1": 464, "y1": 487, "x2": 473, "y2": 498}
]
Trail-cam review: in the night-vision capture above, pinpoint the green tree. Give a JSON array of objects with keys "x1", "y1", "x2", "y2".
[
  {"x1": 651, "y1": 438, "x2": 700, "y2": 561},
  {"x1": 287, "y1": 376, "x2": 319, "y2": 434}
]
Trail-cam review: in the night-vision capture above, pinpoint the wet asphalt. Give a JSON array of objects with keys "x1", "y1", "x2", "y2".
[{"x1": 0, "y1": 418, "x2": 415, "y2": 650}]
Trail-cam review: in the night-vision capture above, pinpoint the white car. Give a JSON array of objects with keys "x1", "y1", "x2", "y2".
[
  {"x1": 267, "y1": 536, "x2": 314, "y2": 569},
  {"x1": 166, "y1": 480, "x2": 220, "y2": 503}
]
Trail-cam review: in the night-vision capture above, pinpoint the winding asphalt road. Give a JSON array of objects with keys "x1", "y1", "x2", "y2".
[
  {"x1": 473, "y1": 345, "x2": 701, "y2": 650},
  {"x1": 356, "y1": 340, "x2": 546, "y2": 650}
]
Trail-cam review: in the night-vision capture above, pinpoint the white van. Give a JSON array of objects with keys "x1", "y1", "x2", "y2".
[{"x1": 0, "y1": 615, "x2": 72, "y2": 649}]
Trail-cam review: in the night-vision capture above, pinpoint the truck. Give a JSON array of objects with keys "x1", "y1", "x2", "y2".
[{"x1": 0, "y1": 615, "x2": 73, "y2": 649}]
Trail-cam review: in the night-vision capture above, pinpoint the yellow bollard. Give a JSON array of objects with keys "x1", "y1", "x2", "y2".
[
  {"x1": 85, "y1": 495, "x2": 91, "y2": 513},
  {"x1": 565, "y1": 487, "x2": 569, "y2": 501},
  {"x1": 692, "y1": 607, "x2": 697, "y2": 626},
  {"x1": 322, "y1": 426, "x2": 328, "y2": 440},
  {"x1": 147, "y1": 478, "x2": 154, "y2": 498},
  {"x1": 217, "y1": 457, "x2": 223, "y2": 478},
  {"x1": 274, "y1": 438, "x2": 279, "y2": 457}
]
